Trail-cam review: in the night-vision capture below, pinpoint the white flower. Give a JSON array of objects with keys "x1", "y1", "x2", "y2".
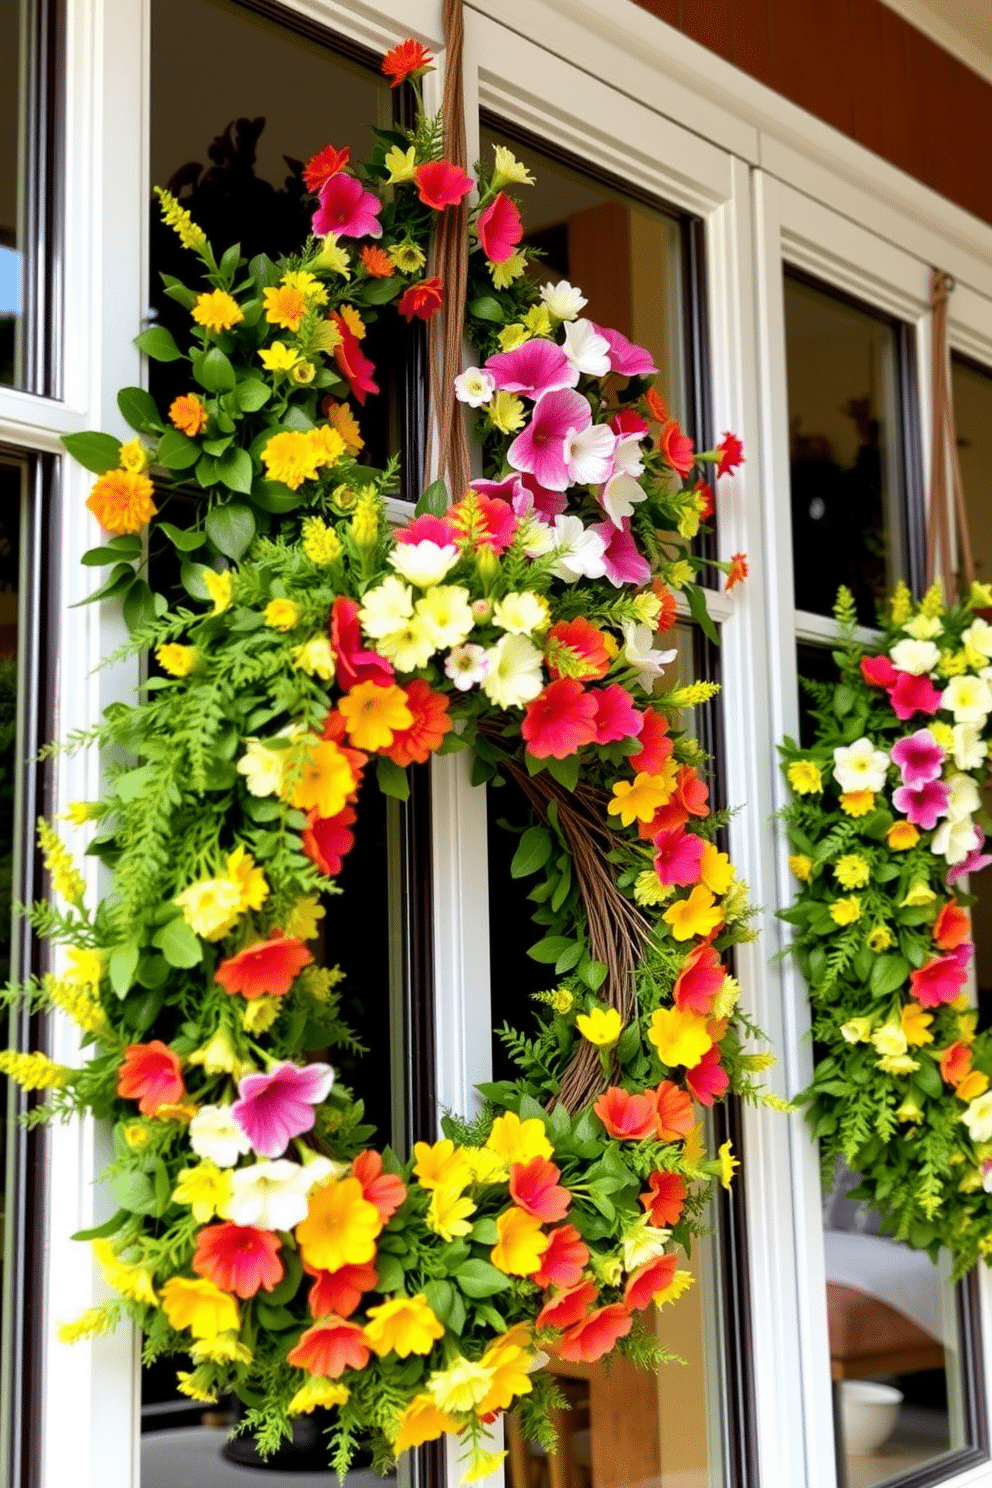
[
  {"x1": 493, "y1": 591, "x2": 549, "y2": 636},
  {"x1": 539, "y1": 279, "x2": 586, "y2": 322},
  {"x1": 621, "y1": 1216, "x2": 671, "y2": 1271},
  {"x1": 962, "y1": 617, "x2": 992, "y2": 661},
  {"x1": 189, "y1": 1105, "x2": 252, "y2": 1169},
  {"x1": 931, "y1": 815, "x2": 979, "y2": 865},
  {"x1": 620, "y1": 621, "x2": 677, "y2": 693},
  {"x1": 612, "y1": 433, "x2": 645, "y2": 479},
  {"x1": 832, "y1": 738, "x2": 890, "y2": 793},
  {"x1": 453, "y1": 367, "x2": 496, "y2": 408},
  {"x1": 600, "y1": 471, "x2": 646, "y2": 528},
  {"x1": 870, "y1": 1023, "x2": 907, "y2": 1058},
  {"x1": 389, "y1": 540, "x2": 460, "y2": 588},
  {"x1": 942, "y1": 673, "x2": 992, "y2": 724},
  {"x1": 962, "y1": 1092, "x2": 992, "y2": 1144},
  {"x1": 953, "y1": 722, "x2": 987, "y2": 771},
  {"x1": 376, "y1": 617, "x2": 436, "y2": 671},
  {"x1": 445, "y1": 644, "x2": 489, "y2": 691},
  {"x1": 890, "y1": 638, "x2": 940, "y2": 675},
  {"x1": 292, "y1": 636, "x2": 335, "y2": 680},
  {"x1": 903, "y1": 614, "x2": 943, "y2": 640},
  {"x1": 945, "y1": 772, "x2": 981, "y2": 822},
  {"x1": 564, "y1": 422, "x2": 616, "y2": 486},
  {"x1": 237, "y1": 739, "x2": 285, "y2": 798},
  {"x1": 481, "y1": 633, "x2": 545, "y2": 709},
  {"x1": 415, "y1": 585, "x2": 475, "y2": 649},
  {"x1": 517, "y1": 512, "x2": 554, "y2": 558},
  {"x1": 358, "y1": 575, "x2": 414, "y2": 639},
  {"x1": 561, "y1": 319, "x2": 611, "y2": 377},
  {"x1": 548, "y1": 515, "x2": 607, "y2": 582},
  {"x1": 226, "y1": 1159, "x2": 316, "y2": 1231}
]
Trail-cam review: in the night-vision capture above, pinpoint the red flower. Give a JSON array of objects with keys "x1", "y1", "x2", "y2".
[
  {"x1": 286, "y1": 1316, "x2": 370, "y2": 1377},
  {"x1": 449, "y1": 491, "x2": 518, "y2": 552},
  {"x1": 685, "y1": 1046, "x2": 729, "y2": 1107},
  {"x1": 715, "y1": 432, "x2": 745, "y2": 478},
  {"x1": 215, "y1": 932, "x2": 313, "y2": 1001},
  {"x1": 302, "y1": 804, "x2": 357, "y2": 877},
  {"x1": 861, "y1": 654, "x2": 898, "y2": 689},
  {"x1": 381, "y1": 39, "x2": 434, "y2": 87},
  {"x1": 533, "y1": 1225, "x2": 589, "y2": 1289},
  {"x1": 624, "y1": 1253, "x2": 677, "y2": 1311},
  {"x1": 653, "y1": 1080, "x2": 695, "y2": 1141},
  {"x1": 591, "y1": 684, "x2": 644, "y2": 746},
  {"x1": 910, "y1": 953, "x2": 969, "y2": 1008},
  {"x1": 640, "y1": 766, "x2": 710, "y2": 837},
  {"x1": 933, "y1": 901, "x2": 971, "y2": 951},
  {"x1": 611, "y1": 409, "x2": 649, "y2": 437},
  {"x1": 725, "y1": 552, "x2": 748, "y2": 591},
  {"x1": 383, "y1": 680, "x2": 452, "y2": 767},
  {"x1": 395, "y1": 515, "x2": 457, "y2": 548},
  {"x1": 509, "y1": 1157, "x2": 572, "y2": 1223},
  {"x1": 557, "y1": 1303, "x2": 632, "y2": 1363},
  {"x1": 414, "y1": 161, "x2": 474, "y2": 210},
  {"x1": 939, "y1": 1041, "x2": 973, "y2": 1088},
  {"x1": 547, "y1": 617, "x2": 611, "y2": 680},
  {"x1": 305, "y1": 1261, "x2": 379, "y2": 1319},
  {"x1": 330, "y1": 596, "x2": 394, "y2": 692},
  {"x1": 694, "y1": 480, "x2": 715, "y2": 519},
  {"x1": 673, "y1": 944, "x2": 725, "y2": 1016},
  {"x1": 659, "y1": 419, "x2": 695, "y2": 477},
  {"x1": 352, "y1": 1149, "x2": 407, "y2": 1223},
  {"x1": 303, "y1": 144, "x2": 351, "y2": 194},
  {"x1": 536, "y1": 1280, "x2": 597, "y2": 1331},
  {"x1": 192, "y1": 1223, "x2": 283, "y2": 1299},
  {"x1": 889, "y1": 671, "x2": 942, "y2": 721},
  {"x1": 593, "y1": 1086, "x2": 658, "y2": 1141},
  {"x1": 331, "y1": 312, "x2": 378, "y2": 405},
  {"x1": 640, "y1": 1170, "x2": 687, "y2": 1227},
  {"x1": 629, "y1": 709, "x2": 672, "y2": 774},
  {"x1": 398, "y1": 277, "x2": 445, "y2": 323},
  {"x1": 477, "y1": 192, "x2": 523, "y2": 263},
  {"x1": 117, "y1": 1041, "x2": 184, "y2": 1116},
  {"x1": 522, "y1": 679, "x2": 599, "y2": 761}
]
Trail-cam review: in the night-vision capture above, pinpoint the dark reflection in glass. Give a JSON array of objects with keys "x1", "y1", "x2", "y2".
[
  {"x1": 0, "y1": 0, "x2": 25, "y2": 386},
  {"x1": 785, "y1": 274, "x2": 905, "y2": 625},
  {"x1": 0, "y1": 457, "x2": 21, "y2": 1391}
]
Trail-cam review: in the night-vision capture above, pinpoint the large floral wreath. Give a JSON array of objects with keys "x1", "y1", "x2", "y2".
[
  {"x1": 782, "y1": 581, "x2": 992, "y2": 1275},
  {"x1": 5, "y1": 41, "x2": 770, "y2": 1480}
]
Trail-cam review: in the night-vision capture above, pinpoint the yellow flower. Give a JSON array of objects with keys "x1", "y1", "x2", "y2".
[
  {"x1": 160, "y1": 1277, "x2": 239, "y2": 1338},
  {"x1": 365, "y1": 1295, "x2": 445, "y2": 1358},
  {"x1": 174, "y1": 877, "x2": 241, "y2": 942},
  {"x1": 633, "y1": 871, "x2": 671, "y2": 906},
  {"x1": 284, "y1": 737, "x2": 356, "y2": 820},
  {"x1": 901, "y1": 882, "x2": 936, "y2": 907},
  {"x1": 958, "y1": 1008, "x2": 978, "y2": 1045},
  {"x1": 292, "y1": 636, "x2": 336, "y2": 680},
  {"x1": 261, "y1": 430, "x2": 324, "y2": 491},
  {"x1": 202, "y1": 568, "x2": 233, "y2": 615},
  {"x1": 291, "y1": 361, "x2": 315, "y2": 386},
  {"x1": 258, "y1": 341, "x2": 300, "y2": 373},
  {"x1": 317, "y1": 236, "x2": 351, "y2": 279},
  {"x1": 711, "y1": 974, "x2": 741, "y2": 1020},
  {"x1": 887, "y1": 821, "x2": 920, "y2": 850},
  {"x1": 840, "y1": 1017, "x2": 873, "y2": 1043},
  {"x1": 427, "y1": 1186, "x2": 476, "y2": 1241},
  {"x1": 384, "y1": 145, "x2": 417, "y2": 182},
  {"x1": 666, "y1": 559, "x2": 694, "y2": 590},
  {"x1": 683, "y1": 1121, "x2": 705, "y2": 1166},
  {"x1": 154, "y1": 186, "x2": 208, "y2": 253},
  {"x1": 225, "y1": 846, "x2": 269, "y2": 912},
  {"x1": 608, "y1": 769, "x2": 677, "y2": 827},
  {"x1": 485, "y1": 1111, "x2": 552, "y2": 1166},
  {"x1": 428, "y1": 1357, "x2": 496, "y2": 1413},
  {"x1": 717, "y1": 1139, "x2": 738, "y2": 1190},
  {"x1": 901, "y1": 1003, "x2": 933, "y2": 1046},
  {"x1": 493, "y1": 146, "x2": 535, "y2": 187},
  {"x1": 92, "y1": 1240, "x2": 157, "y2": 1307},
  {"x1": 655, "y1": 1270, "x2": 695, "y2": 1308},
  {"x1": 871, "y1": 1023, "x2": 907, "y2": 1058},
  {"x1": 48, "y1": 974, "x2": 107, "y2": 1035},
  {"x1": 522, "y1": 306, "x2": 553, "y2": 338},
  {"x1": 123, "y1": 1123, "x2": 149, "y2": 1148},
  {"x1": 575, "y1": 1006, "x2": 623, "y2": 1048},
  {"x1": 324, "y1": 401, "x2": 364, "y2": 455},
  {"x1": 486, "y1": 390, "x2": 526, "y2": 434},
  {"x1": 648, "y1": 1007, "x2": 712, "y2": 1068},
  {"x1": 281, "y1": 270, "x2": 327, "y2": 303},
  {"x1": 339, "y1": 305, "x2": 365, "y2": 339},
  {"x1": 388, "y1": 242, "x2": 426, "y2": 274},
  {"x1": 172, "y1": 1161, "x2": 234, "y2": 1223},
  {"x1": 896, "y1": 1094, "x2": 924, "y2": 1124},
  {"x1": 930, "y1": 721, "x2": 955, "y2": 751},
  {"x1": 920, "y1": 580, "x2": 944, "y2": 618},
  {"x1": 295, "y1": 1177, "x2": 382, "y2": 1271},
  {"x1": 839, "y1": 790, "x2": 874, "y2": 817},
  {"x1": 65, "y1": 946, "x2": 103, "y2": 989},
  {"x1": 0, "y1": 1050, "x2": 71, "y2": 1090},
  {"x1": 119, "y1": 439, "x2": 148, "y2": 472},
  {"x1": 497, "y1": 323, "x2": 530, "y2": 352},
  {"x1": 38, "y1": 819, "x2": 85, "y2": 905},
  {"x1": 301, "y1": 516, "x2": 343, "y2": 565},
  {"x1": 351, "y1": 488, "x2": 380, "y2": 549},
  {"x1": 338, "y1": 682, "x2": 413, "y2": 751},
  {"x1": 889, "y1": 581, "x2": 913, "y2": 624},
  {"x1": 263, "y1": 598, "x2": 300, "y2": 631},
  {"x1": 834, "y1": 854, "x2": 870, "y2": 889},
  {"x1": 190, "y1": 1331, "x2": 252, "y2": 1365},
  {"x1": 787, "y1": 760, "x2": 822, "y2": 794},
  {"x1": 156, "y1": 643, "x2": 197, "y2": 677},
  {"x1": 192, "y1": 290, "x2": 243, "y2": 334},
  {"x1": 285, "y1": 896, "x2": 325, "y2": 941},
  {"x1": 289, "y1": 1378, "x2": 349, "y2": 1415},
  {"x1": 876, "y1": 1053, "x2": 919, "y2": 1075},
  {"x1": 61, "y1": 800, "x2": 99, "y2": 827},
  {"x1": 242, "y1": 996, "x2": 281, "y2": 1034},
  {"x1": 463, "y1": 1450, "x2": 509, "y2": 1483},
  {"x1": 699, "y1": 842, "x2": 734, "y2": 895},
  {"x1": 971, "y1": 580, "x2": 992, "y2": 608},
  {"x1": 57, "y1": 1306, "x2": 116, "y2": 1344},
  {"x1": 263, "y1": 283, "x2": 307, "y2": 331},
  {"x1": 412, "y1": 1139, "x2": 473, "y2": 1193},
  {"x1": 176, "y1": 1369, "x2": 219, "y2": 1403},
  {"x1": 829, "y1": 896, "x2": 861, "y2": 926},
  {"x1": 491, "y1": 253, "x2": 527, "y2": 289},
  {"x1": 957, "y1": 1070, "x2": 990, "y2": 1101},
  {"x1": 393, "y1": 1394, "x2": 459, "y2": 1453},
  {"x1": 662, "y1": 885, "x2": 724, "y2": 942},
  {"x1": 867, "y1": 926, "x2": 894, "y2": 952},
  {"x1": 461, "y1": 1146, "x2": 508, "y2": 1184},
  {"x1": 477, "y1": 1325, "x2": 535, "y2": 1414},
  {"x1": 788, "y1": 854, "x2": 813, "y2": 882}
]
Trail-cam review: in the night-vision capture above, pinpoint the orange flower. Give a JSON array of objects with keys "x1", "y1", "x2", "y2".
[
  {"x1": 725, "y1": 552, "x2": 748, "y2": 591},
  {"x1": 360, "y1": 245, "x2": 394, "y2": 279},
  {"x1": 303, "y1": 143, "x2": 351, "y2": 194},
  {"x1": 352, "y1": 1149, "x2": 407, "y2": 1224},
  {"x1": 323, "y1": 400, "x2": 364, "y2": 456},
  {"x1": 593, "y1": 1086, "x2": 658, "y2": 1140},
  {"x1": 117, "y1": 1041, "x2": 185, "y2": 1115},
  {"x1": 214, "y1": 932, "x2": 313, "y2": 1000},
  {"x1": 383, "y1": 680, "x2": 451, "y2": 767},
  {"x1": 397, "y1": 278, "x2": 444, "y2": 323},
  {"x1": 640, "y1": 1170, "x2": 687, "y2": 1227},
  {"x1": 652, "y1": 581, "x2": 678, "y2": 633},
  {"x1": 624, "y1": 1254, "x2": 677, "y2": 1311},
  {"x1": 491, "y1": 1206, "x2": 550, "y2": 1276},
  {"x1": 658, "y1": 419, "x2": 694, "y2": 477},
  {"x1": 644, "y1": 387, "x2": 669, "y2": 424},
  {"x1": 639, "y1": 765, "x2": 709, "y2": 837},
  {"x1": 653, "y1": 1080, "x2": 695, "y2": 1141},
  {"x1": 536, "y1": 1280, "x2": 597, "y2": 1331},
  {"x1": 263, "y1": 283, "x2": 308, "y2": 332},
  {"x1": 306, "y1": 1260, "x2": 378, "y2": 1319},
  {"x1": 381, "y1": 39, "x2": 434, "y2": 87},
  {"x1": 169, "y1": 394, "x2": 208, "y2": 436},
  {"x1": 940, "y1": 1041, "x2": 973, "y2": 1088},
  {"x1": 296, "y1": 1178, "x2": 383, "y2": 1272},
  {"x1": 933, "y1": 901, "x2": 971, "y2": 951},
  {"x1": 338, "y1": 682, "x2": 413, "y2": 752},
  {"x1": 393, "y1": 1395, "x2": 459, "y2": 1453},
  {"x1": 547, "y1": 617, "x2": 611, "y2": 681},
  {"x1": 87, "y1": 469, "x2": 157, "y2": 535},
  {"x1": 556, "y1": 1303, "x2": 632, "y2": 1363},
  {"x1": 286, "y1": 1316, "x2": 370, "y2": 1377}
]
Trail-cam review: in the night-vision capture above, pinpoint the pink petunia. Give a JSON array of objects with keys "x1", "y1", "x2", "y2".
[
  {"x1": 947, "y1": 827, "x2": 992, "y2": 886},
  {"x1": 910, "y1": 953, "x2": 970, "y2": 1009},
  {"x1": 591, "y1": 684, "x2": 644, "y2": 745},
  {"x1": 330, "y1": 597, "x2": 394, "y2": 691},
  {"x1": 413, "y1": 160, "x2": 474, "y2": 210},
  {"x1": 486, "y1": 340, "x2": 578, "y2": 400},
  {"x1": 591, "y1": 518, "x2": 652, "y2": 587},
  {"x1": 892, "y1": 729, "x2": 945, "y2": 787},
  {"x1": 472, "y1": 474, "x2": 567, "y2": 524},
  {"x1": 892, "y1": 778, "x2": 950, "y2": 830},
  {"x1": 521, "y1": 679, "x2": 599, "y2": 760},
  {"x1": 592, "y1": 323, "x2": 658, "y2": 378},
  {"x1": 889, "y1": 671, "x2": 942, "y2": 721},
  {"x1": 232, "y1": 1061, "x2": 334, "y2": 1158},
  {"x1": 685, "y1": 1046, "x2": 729, "y2": 1106},
  {"x1": 477, "y1": 192, "x2": 523, "y2": 263},
  {"x1": 312, "y1": 174, "x2": 383, "y2": 239},
  {"x1": 394, "y1": 514, "x2": 458, "y2": 548},
  {"x1": 653, "y1": 828, "x2": 704, "y2": 887},
  {"x1": 508, "y1": 388, "x2": 591, "y2": 491},
  {"x1": 861, "y1": 654, "x2": 898, "y2": 689}
]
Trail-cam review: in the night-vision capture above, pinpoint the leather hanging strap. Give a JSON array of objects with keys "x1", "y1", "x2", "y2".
[
  {"x1": 424, "y1": 0, "x2": 472, "y2": 497},
  {"x1": 925, "y1": 269, "x2": 975, "y2": 594}
]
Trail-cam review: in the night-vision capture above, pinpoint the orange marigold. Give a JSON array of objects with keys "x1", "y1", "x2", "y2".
[
  {"x1": 263, "y1": 284, "x2": 308, "y2": 332},
  {"x1": 383, "y1": 680, "x2": 452, "y2": 767},
  {"x1": 169, "y1": 394, "x2": 208, "y2": 436},
  {"x1": 86, "y1": 469, "x2": 157, "y2": 535},
  {"x1": 191, "y1": 289, "x2": 243, "y2": 333},
  {"x1": 360, "y1": 245, "x2": 394, "y2": 280},
  {"x1": 381, "y1": 39, "x2": 434, "y2": 87},
  {"x1": 323, "y1": 400, "x2": 364, "y2": 456},
  {"x1": 725, "y1": 552, "x2": 748, "y2": 591}
]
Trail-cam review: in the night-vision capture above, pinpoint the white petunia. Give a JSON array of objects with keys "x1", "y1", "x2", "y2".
[
  {"x1": 493, "y1": 591, "x2": 550, "y2": 636},
  {"x1": 620, "y1": 621, "x2": 677, "y2": 694},
  {"x1": 237, "y1": 739, "x2": 286, "y2": 798},
  {"x1": 539, "y1": 279, "x2": 587, "y2": 322},
  {"x1": 564, "y1": 422, "x2": 616, "y2": 486},
  {"x1": 226, "y1": 1158, "x2": 318, "y2": 1231},
  {"x1": 376, "y1": 617, "x2": 436, "y2": 671},
  {"x1": 945, "y1": 772, "x2": 981, "y2": 822},
  {"x1": 832, "y1": 737, "x2": 890, "y2": 794},
  {"x1": 189, "y1": 1105, "x2": 253, "y2": 1169},
  {"x1": 389, "y1": 540, "x2": 460, "y2": 588},
  {"x1": 942, "y1": 673, "x2": 992, "y2": 724},
  {"x1": 481, "y1": 633, "x2": 545, "y2": 710},
  {"x1": 931, "y1": 815, "x2": 979, "y2": 865},
  {"x1": 548, "y1": 514, "x2": 607, "y2": 582},
  {"x1": 962, "y1": 617, "x2": 992, "y2": 661},
  {"x1": 962, "y1": 1092, "x2": 992, "y2": 1144},
  {"x1": 953, "y1": 722, "x2": 987, "y2": 771},
  {"x1": 890, "y1": 638, "x2": 940, "y2": 675},
  {"x1": 445, "y1": 643, "x2": 490, "y2": 691},
  {"x1": 561, "y1": 319, "x2": 611, "y2": 377},
  {"x1": 621, "y1": 1216, "x2": 671, "y2": 1272},
  {"x1": 359, "y1": 575, "x2": 414, "y2": 639},
  {"x1": 454, "y1": 367, "x2": 496, "y2": 408},
  {"x1": 611, "y1": 433, "x2": 646, "y2": 479},
  {"x1": 600, "y1": 471, "x2": 647, "y2": 529},
  {"x1": 415, "y1": 585, "x2": 475, "y2": 650}
]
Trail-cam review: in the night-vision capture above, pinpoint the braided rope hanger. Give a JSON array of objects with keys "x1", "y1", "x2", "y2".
[{"x1": 925, "y1": 269, "x2": 975, "y2": 595}]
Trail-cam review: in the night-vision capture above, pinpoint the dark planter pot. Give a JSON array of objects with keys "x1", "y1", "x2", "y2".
[{"x1": 221, "y1": 1410, "x2": 380, "y2": 1474}]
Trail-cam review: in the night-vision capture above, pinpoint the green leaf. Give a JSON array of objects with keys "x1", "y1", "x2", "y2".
[
  {"x1": 511, "y1": 826, "x2": 552, "y2": 879},
  {"x1": 255, "y1": 1303, "x2": 297, "y2": 1331},
  {"x1": 195, "y1": 346, "x2": 237, "y2": 394},
  {"x1": 135, "y1": 325, "x2": 182, "y2": 362},
  {"x1": 71, "y1": 1208, "x2": 128, "y2": 1242},
  {"x1": 249, "y1": 254, "x2": 280, "y2": 289},
  {"x1": 181, "y1": 561, "x2": 211, "y2": 601},
  {"x1": 155, "y1": 427, "x2": 201, "y2": 470},
  {"x1": 152, "y1": 915, "x2": 203, "y2": 969},
  {"x1": 250, "y1": 480, "x2": 303, "y2": 514},
  {"x1": 415, "y1": 480, "x2": 449, "y2": 518},
  {"x1": 61, "y1": 431, "x2": 121, "y2": 474},
  {"x1": 158, "y1": 521, "x2": 205, "y2": 552},
  {"x1": 376, "y1": 756, "x2": 410, "y2": 801},
  {"x1": 205, "y1": 502, "x2": 256, "y2": 560},
  {"x1": 912, "y1": 1059, "x2": 942, "y2": 1099},
  {"x1": 235, "y1": 379, "x2": 271, "y2": 413},
  {"x1": 468, "y1": 295, "x2": 505, "y2": 323},
  {"x1": 555, "y1": 941, "x2": 583, "y2": 974},
  {"x1": 80, "y1": 544, "x2": 141, "y2": 567},
  {"x1": 547, "y1": 754, "x2": 580, "y2": 792},
  {"x1": 528, "y1": 935, "x2": 573, "y2": 964},
  {"x1": 375, "y1": 1254, "x2": 405, "y2": 1293},
  {"x1": 71, "y1": 562, "x2": 136, "y2": 608},
  {"x1": 123, "y1": 579, "x2": 156, "y2": 632},
  {"x1": 685, "y1": 582, "x2": 719, "y2": 644},
  {"x1": 869, "y1": 955, "x2": 910, "y2": 998},
  {"x1": 360, "y1": 277, "x2": 402, "y2": 305},
  {"x1": 116, "y1": 764, "x2": 157, "y2": 802},
  {"x1": 454, "y1": 1259, "x2": 512, "y2": 1298},
  {"x1": 265, "y1": 1249, "x2": 303, "y2": 1306},
  {"x1": 109, "y1": 942, "x2": 140, "y2": 998},
  {"x1": 470, "y1": 1218, "x2": 499, "y2": 1245},
  {"x1": 110, "y1": 1169, "x2": 157, "y2": 1215},
  {"x1": 118, "y1": 386, "x2": 162, "y2": 433},
  {"x1": 216, "y1": 446, "x2": 254, "y2": 494},
  {"x1": 833, "y1": 683, "x2": 856, "y2": 717}
]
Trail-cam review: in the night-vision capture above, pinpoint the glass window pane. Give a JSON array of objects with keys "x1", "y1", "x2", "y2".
[
  {"x1": 0, "y1": 0, "x2": 25, "y2": 387},
  {"x1": 785, "y1": 274, "x2": 906, "y2": 625}
]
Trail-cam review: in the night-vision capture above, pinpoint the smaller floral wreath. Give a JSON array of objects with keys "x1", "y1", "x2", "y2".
[
  {"x1": 781, "y1": 581, "x2": 992, "y2": 1275},
  {"x1": 1, "y1": 41, "x2": 773, "y2": 1482}
]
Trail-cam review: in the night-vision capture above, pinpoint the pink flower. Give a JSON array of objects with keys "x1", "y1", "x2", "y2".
[
  {"x1": 890, "y1": 671, "x2": 942, "y2": 720},
  {"x1": 653, "y1": 829, "x2": 704, "y2": 887},
  {"x1": 414, "y1": 160, "x2": 473, "y2": 210},
  {"x1": 630, "y1": 710, "x2": 673, "y2": 775},
  {"x1": 521, "y1": 679, "x2": 599, "y2": 760},
  {"x1": 892, "y1": 729, "x2": 945, "y2": 787},
  {"x1": 394, "y1": 515, "x2": 458, "y2": 548},
  {"x1": 861, "y1": 654, "x2": 897, "y2": 689},
  {"x1": 674, "y1": 945, "x2": 725, "y2": 1016},
  {"x1": 312, "y1": 174, "x2": 383, "y2": 239},
  {"x1": 331, "y1": 597, "x2": 394, "y2": 691},
  {"x1": 477, "y1": 192, "x2": 523, "y2": 263},
  {"x1": 449, "y1": 490, "x2": 518, "y2": 552},
  {"x1": 591, "y1": 518, "x2": 652, "y2": 586},
  {"x1": 592, "y1": 323, "x2": 658, "y2": 377},
  {"x1": 232, "y1": 1061, "x2": 334, "y2": 1158},
  {"x1": 472, "y1": 473, "x2": 568, "y2": 525},
  {"x1": 508, "y1": 389, "x2": 591, "y2": 491},
  {"x1": 486, "y1": 340, "x2": 578, "y2": 400},
  {"x1": 892, "y1": 778, "x2": 950, "y2": 829},
  {"x1": 910, "y1": 953, "x2": 970, "y2": 1008},
  {"x1": 947, "y1": 828, "x2": 992, "y2": 886},
  {"x1": 591, "y1": 684, "x2": 644, "y2": 745},
  {"x1": 193, "y1": 1223, "x2": 284, "y2": 1299},
  {"x1": 611, "y1": 409, "x2": 649, "y2": 437},
  {"x1": 685, "y1": 1046, "x2": 729, "y2": 1106}
]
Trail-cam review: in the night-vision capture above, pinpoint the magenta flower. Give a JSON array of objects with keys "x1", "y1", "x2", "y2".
[
  {"x1": 232, "y1": 1061, "x2": 334, "y2": 1158},
  {"x1": 591, "y1": 518, "x2": 652, "y2": 587},
  {"x1": 909, "y1": 952, "x2": 969, "y2": 1008},
  {"x1": 653, "y1": 828, "x2": 705, "y2": 887},
  {"x1": 313, "y1": 174, "x2": 382, "y2": 239},
  {"x1": 892, "y1": 777, "x2": 950, "y2": 829},
  {"x1": 477, "y1": 192, "x2": 523, "y2": 263},
  {"x1": 508, "y1": 388, "x2": 591, "y2": 490},
  {"x1": 486, "y1": 340, "x2": 578, "y2": 400},
  {"x1": 947, "y1": 828, "x2": 992, "y2": 886},
  {"x1": 889, "y1": 671, "x2": 942, "y2": 721},
  {"x1": 891, "y1": 729, "x2": 945, "y2": 787},
  {"x1": 472, "y1": 474, "x2": 567, "y2": 525},
  {"x1": 592, "y1": 323, "x2": 658, "y2": 377},
  {"x1": 591, "y1": 683, "x2": 644, "y2": 745},
  {"x1": 394, "y1": 514, "x2": 458, "y2": 548},
  {"x1": 861, "y1": 654, "x2": 897, "y2": 689}
]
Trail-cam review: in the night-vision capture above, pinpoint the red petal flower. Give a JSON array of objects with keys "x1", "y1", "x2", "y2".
[
  {"x1": 330, "y1": 596, "x2": 394, "y2": 692},
  {"x1": 522, "y1": 679, "x2": 599, "y2": 761},
  {"x1": 305, "y1": 1260, "x2": 379, "y2": 1319},
  {"x1": 591, "y1": 684, "x2": 644, "y2": 746},
  {"x1": 910, "y1": 953, "x2": 969, "y2": 1008},
  {"x1": 861, "y1": 654, "x2": 898, "y2": 689},
  {"x1": 715, "y1": 431, "x2": 745, "y2": 478},
  {"x1": 303, "y1": 144, "x2": 351, "y2": 194},
  {"x1": 394, "y1": 515, "x2": 457, "y2": 548},
  {"x1": 398, "y1": 277, "x2": 445, "y2": 323},
  {"x1": 933, "y1": 901, "x2": 971, "y2": 951},
  {"x1": 192, "y1": 1222, "x2": 284, "y2": 1299},
  {"x1": 659, "y1": 419, "x2": 695, "y2": 477},
  {"x1": 629, "y1": 709, "x2": 672, "y2": 774},
  {"x1": 640, "y1": 1170, "x2": 687, "y2": 1227},
  {"x1": 302, "y1": 804, "x2": 357, "y2": 877},
  {"x1": 215, "y1": 932, "x2": 313, "y2": 1000},
  {"x1": 653, "y1": 1080, "x2": 695, "y2": 1141},
  {"x1": 509, "y1": 1156, "x2": 572, "y2": 1223},
  {"x1": 381, "y1": 39, "x2": 434, "y2": 87},
  {"x1": 536, "y1": 1280, "x2": 598, "y2": 1331},
  {"x1": 685, "y1": 1046, "x2": 729, "y2": 1107},
  {"x1": 331, "y1": 312, "x2": 379, "y2": 405},
  {"x1": 352, "y1": 1149, "x2": 407, "y2": 1223},
  {"x1": 286, "y1": 1316, "x2": 370, "y2": 1377},
  {"x1": 557, "y1": 1303, "x2": 632, "y2": 1363},
  {"x1": 889, "y1": 671, "x2": 942, "y2": 721},
  {"x1": 383, "y1": 680, "x2": 452, "y2": 768},
  {"x1": 117, "y1": 1041, "x2": 185, "y2": 1116},
  {"x1": 547, "y1": 617, "x2": 611, "y2": 681},
  {"x1": 725, "y1": 552, "x2": 748, "y2": 591},
  {"x1": 448, "y1": 490, "x2": 518, "y2": 553},
  {"x1": 653, "y1": 828, "x2": 704, "y2": 888},
  {"x1": 533, "y1": 1225, "x2": 589, "y2": 1289},
  {"x1": 673, "y1": 944, "x2": 725, "y2": 1016},
  {"x1": 477, "y1": 192, "x2": 523, "y2": 263},
  {"x1": 414, "y1": 160, "x2": 473, "y2": 210},
  {"x1": 593, "y1": 1086, "x2": 658, "y2": 1141},
  {"x1": 639, "y1": 766, "x2": 710, "y2": 838},
  {"x1": 694, "y1": 479, "x2": 715, "y2": 519},
  {"x1": 624, "y1": 1254, "x2": 677, "y2": 1311}
]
